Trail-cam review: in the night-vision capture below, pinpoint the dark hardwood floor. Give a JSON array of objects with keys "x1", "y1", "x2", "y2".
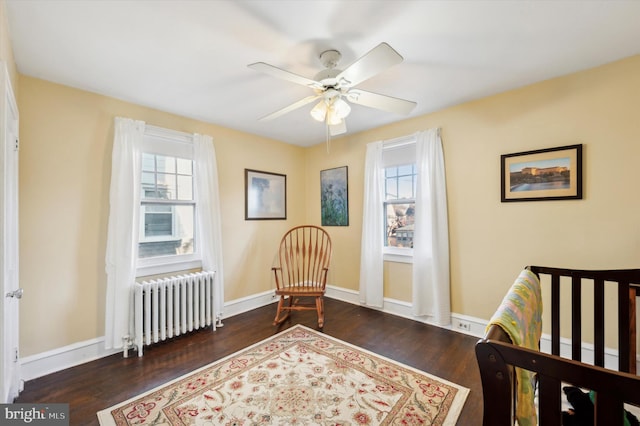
[{"x1": 16, "y1": 298, "x2": 483, "y2": 425}]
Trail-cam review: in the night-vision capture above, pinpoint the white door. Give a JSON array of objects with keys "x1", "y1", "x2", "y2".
[{"x1": 0, "y1": 61, "x2": 21, "y2": 403}]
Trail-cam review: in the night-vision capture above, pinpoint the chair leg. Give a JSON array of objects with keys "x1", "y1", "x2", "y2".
[
  {"x1": 316, "y1": 296, "x2": 324, "y2": 328},
  {"x1": 273, "y1": 296, "x2": 290, "y2": 325}
]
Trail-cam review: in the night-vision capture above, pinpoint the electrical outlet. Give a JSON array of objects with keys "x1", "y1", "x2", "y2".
[{"x1": 457, "y1": 320, "x2": 471, "y2": 331}]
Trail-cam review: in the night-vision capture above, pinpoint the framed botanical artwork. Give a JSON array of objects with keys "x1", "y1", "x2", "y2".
[
  {"x1": 244, "y1": 169, "x2": 287, "y2": 220},
  {"x1": 320, "y1": 166, "x2": 349, "y2": 226},
  {"x1": 501, "y1": 144, "x2": 583, "y2": 202}
]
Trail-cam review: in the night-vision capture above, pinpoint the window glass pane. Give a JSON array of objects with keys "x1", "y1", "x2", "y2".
[
  {"x1": 157, "y1": 173, "x2": 177, "y2": 199},
  {"x1": 398, "y1": 175, "x2": 414, "y2": 199},
  {"x1": 156, "y1": 155, "x2": 176, "y2": 174},
  {"x1": 139, "y1": 204, "x2": 194, "y2": 258},
  {"x1": 385, "y1": 202, "x2": 415, "y2": 248},
  {"x1": 141, "y1": 171, "x2": 155, "y2": 186},
  {"x1": 142, "y1": 153, "x2": 155, "y2": 172},
  {"x1": 385, "y1": 167, "x2": 397, "y2": 178},
  {"x1": 145, "y1": 205, "x2": 172, "y2": 237},
  {"x1": 385, "y1": 177, "x2": 398, "y2": 200},
  {"x1": 177, "y1": 158, "x2": 192, "y2": 175},
  {"x1": 397, "y1": 164, "x2": 413, "y2": 176},
  {"x1": 177, "y1": 175, "x2": 193, "y2": 200}
]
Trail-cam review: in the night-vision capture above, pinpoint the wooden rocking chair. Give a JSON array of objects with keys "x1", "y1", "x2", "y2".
[{"x1": 272, "y1": 225, "x2": 332, "y2": 327}]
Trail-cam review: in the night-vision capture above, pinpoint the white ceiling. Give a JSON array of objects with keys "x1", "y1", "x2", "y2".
[{"x1": 5, "y1": 0, "x2": 640, "y2": 147}]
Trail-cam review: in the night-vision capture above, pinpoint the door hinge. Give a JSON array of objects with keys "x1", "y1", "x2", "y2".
[
  {"x1": 14, "y1": 138, "x2": 19, "y2": 151},
  {"x1": 13, "y1": 347, "x2": 19, "y2": 362}
]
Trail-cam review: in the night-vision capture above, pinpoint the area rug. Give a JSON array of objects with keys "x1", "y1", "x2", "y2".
[{"x1": 98, "y1": 325, "x2": 469, "y2": 425}]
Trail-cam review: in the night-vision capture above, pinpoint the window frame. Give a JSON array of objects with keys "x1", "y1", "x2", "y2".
[
  {"x1": 135, "y1": 126, "x2": 202, "y2": 277},
  {"x1": 381, "y1": 137, "x2": 417, "y2": 263}
]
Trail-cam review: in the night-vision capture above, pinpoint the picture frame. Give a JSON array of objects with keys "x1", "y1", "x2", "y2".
[
  {"x1": 320, "y1": 166, "x2": 349, "y2": 226},
  {"x1": 501, "y1": 144, "x2": 583, "y2": 202},
  {"x1": 244, "y1": 169, "x2": 287, "y2": 220}
]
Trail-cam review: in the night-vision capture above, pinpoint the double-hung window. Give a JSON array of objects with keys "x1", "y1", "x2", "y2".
[
  {"x1": 137, "y1": 126, "x2": 201, "y2": 276},
  {"x1": 382, "y1": 137, "x2": 417, "y2": 262}
]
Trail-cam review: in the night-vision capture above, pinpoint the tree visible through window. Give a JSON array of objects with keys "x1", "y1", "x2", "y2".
[{"x1": 384, "y1": 164, "x2": 416, "y2": 248}]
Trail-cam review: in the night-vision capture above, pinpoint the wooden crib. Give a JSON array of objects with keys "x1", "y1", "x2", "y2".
[{"x1": 475, "y1": 266, "x2": 640, "y2": 425}]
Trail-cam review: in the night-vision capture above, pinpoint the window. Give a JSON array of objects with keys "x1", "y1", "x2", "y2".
[
  {"x1": 136, "y1": 126, "x2": 200, "y2": 275},
  {"x1": 384, "y1": 164, "x2": 416, "y2": 248},
  {"x1": 381, "y1": 137, "x2": 417, "y2": 262},
  {"x1": 139, "y1": 153, "x2": 195, "y2": 258}
]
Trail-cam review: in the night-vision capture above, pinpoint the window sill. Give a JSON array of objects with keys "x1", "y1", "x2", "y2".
[
  {"x1": 136, "y1": 259, "x2": 202, "y2": 278},
  {"x1": 383, "y1": 248, "x2": 413, "y2": 264}
]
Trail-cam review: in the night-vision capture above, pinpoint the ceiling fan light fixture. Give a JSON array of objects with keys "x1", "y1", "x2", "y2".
[
  {"x1": 310, "y1": 101, "x2": 327, "y2": 122},
  {"x1": 332, "y1": 97, "x2": 351, "y2": 119},
  {"x1": 326, "y1": 109, "x2": 343, "y2": 126}
]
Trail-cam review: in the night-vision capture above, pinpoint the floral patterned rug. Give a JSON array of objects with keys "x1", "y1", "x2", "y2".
[{"x1": 98, "y1": 325, "x2": 468, "y2": 425}]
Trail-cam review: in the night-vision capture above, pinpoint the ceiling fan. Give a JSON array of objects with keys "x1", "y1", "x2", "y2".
[{"x1": 248, "y1": 42, "x2": 417, "y2": 136}]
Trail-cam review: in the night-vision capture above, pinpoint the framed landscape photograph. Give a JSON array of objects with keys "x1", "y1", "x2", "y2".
[
  {"x1": 320, "y1": 166, "x2": 349, "y2": 226},
  {"x1": 501, "y1": 144, "x2": 583, "y2": 202},
  {"x1": 245, "y1": 169, "x2": 287, "y2": 220}
]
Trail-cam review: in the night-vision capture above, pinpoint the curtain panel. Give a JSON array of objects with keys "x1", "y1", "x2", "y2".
[
  {"x1": 104, "y1": 117, "x2": 144, "y2": 349},
  {"x1": 359, "y1": 141, "x2": 385, "y2": 308},
  {"x1": 412, "y1": 129, "x2": 451, "y2": 325},
  {"x1": 193, "y1": 134, "x2": 225, "y2": 321}
]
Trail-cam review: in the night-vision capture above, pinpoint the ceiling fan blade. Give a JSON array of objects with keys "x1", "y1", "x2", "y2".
[
  {"x1": 329, "y1": 120, "x2": 347, "y2": 136},
  {"x1": 336, "y1": 42, "x2": 403, "y2": 87},
  {"x1": 346, "y1": 89, "x2": 416, "y2": 115},
  {"x1": 248, "y1": 62, "x2": 322, "y2": 89},
  {"x1": 259, "y1": 95, "x2": 320, "y2": 121}
]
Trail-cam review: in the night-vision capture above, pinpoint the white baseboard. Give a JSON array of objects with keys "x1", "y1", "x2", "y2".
[
  {"x1": 20, "y1": 285, "x2": 639, "y2": 382},
  {"x1": 20, "y1": 338, "x2": 121, "y2": 382},
  {"x1": 20, "y1": 291, "x2": 280, "y2": 382},
  {"x1": 220, "y1": 289, "x2": 278, "y2": 320},
  {"x1": 449, "y1": 313, "x2": 640, "y2": 372}
]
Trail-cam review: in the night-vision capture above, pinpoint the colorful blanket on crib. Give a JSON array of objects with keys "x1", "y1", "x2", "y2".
[{"x1": 487, "y1": 268, "x2": 543, "y2": 426}]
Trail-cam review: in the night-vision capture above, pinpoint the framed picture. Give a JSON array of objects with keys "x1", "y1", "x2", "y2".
[
  {"x1": 320, "y1": 166, "x2": 349, "y2": 226},
  {"x1": 245, "y1": 169, "x2": 287, "y2": 220},
  {"x1": 501, "y1": 144, "x2": 583, "y2": 202}
]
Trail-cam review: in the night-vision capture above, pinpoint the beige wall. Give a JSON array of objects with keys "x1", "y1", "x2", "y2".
[
  {"x1": 305, "y1": 55, "x2": 640, "y2": 345},
  {"x1": 17, "y1": 76, "x2": 305, "y2": 356},
  {"x1": 15, "y1": 50, "x2": 640, "y2": 356}
]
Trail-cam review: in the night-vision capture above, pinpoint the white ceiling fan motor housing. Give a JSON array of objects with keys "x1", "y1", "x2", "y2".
[{"x1": 313, "y1": 49, "x2": 344, "y2": 88}]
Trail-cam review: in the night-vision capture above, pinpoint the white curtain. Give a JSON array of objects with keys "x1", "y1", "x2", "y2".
[
  {"x1": 412, "y1": 128, "x2": 451, "y2": 325},
  {"x1": 193, "y1": 134, "x2": 225, "y2": 322},
  {"x1": 359, "y1": 141, "x2": 385, "y2": 308},
  {"x1": 104, "y1": 117, "x2": 144, "y2": 349}
]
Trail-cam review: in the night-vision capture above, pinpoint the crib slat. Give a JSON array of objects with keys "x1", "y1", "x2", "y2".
[
  {"x1": 594, "y1": 278, "x2": 605, "y2": 367},
  {"x1": 551, "y1": 274, "x2": 560, "y2": 356},
  {"x1": 630, "y1": 285, "x2": 638, "y2": 374},
  {"x1": 537, "y1": 374, "x2": 561, "y2": 426},
  {"x1": 618, "y1": 280, "x2": 631, "y2": 372},
  {"x1": 571, "y1": 274, "x2": 582, "y2": 361},
  {"x1": 594, "y1": 392, "x2": 624, "y2": 425}
]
